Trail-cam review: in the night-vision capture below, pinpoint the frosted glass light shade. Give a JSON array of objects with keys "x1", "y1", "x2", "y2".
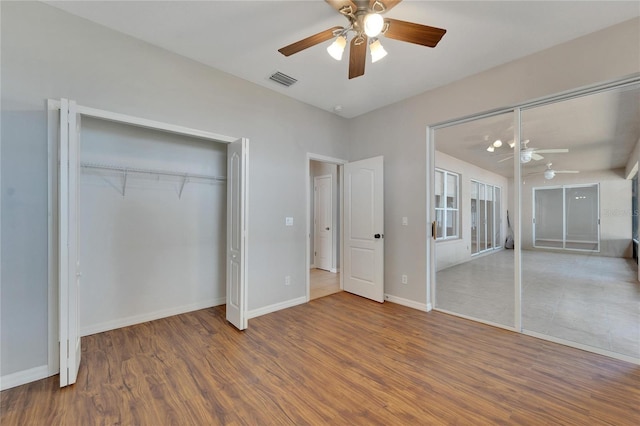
[
  {"x1": 369, "y1": 39, "x2": 387, "y2": 63},
  {"x1": 327, "y1": 36, "x2": 347, "y2": 60},
  {"x1": 364, "y1": 13, "x2": 384, "y2": 37}
]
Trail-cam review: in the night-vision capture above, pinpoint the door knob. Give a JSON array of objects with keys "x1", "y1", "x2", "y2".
[
  {"x1": 374, "y1": 234, "x2": 381, "y2": 239},
  {"x1": 326, "y1": 227, "x2": 330, "y2": 230}
]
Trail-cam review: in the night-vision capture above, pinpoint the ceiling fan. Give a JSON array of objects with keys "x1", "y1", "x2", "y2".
[
  {"x1": 532, "y1": 163, "x2": 580, "y2": 180},
  {"x1": 278, "y1": 0, "x2": 447, "y2": 79},
  {"x1": 497, "y1": 140, "x2": 569, "y2": 163}
]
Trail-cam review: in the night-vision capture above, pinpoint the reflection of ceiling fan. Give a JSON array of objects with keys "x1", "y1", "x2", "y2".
[
  {"x1": 498, "y1": 140, "x2": 569, "y2": 163},
  {"x1": 532, "y1": 163, "x2": 580, "y2": 180},
  {"x1": 278, "y1": 0, "x2": 446, "y2": 79}
]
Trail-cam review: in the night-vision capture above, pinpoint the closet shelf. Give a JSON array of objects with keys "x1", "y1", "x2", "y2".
[
  {"x1": 81, "y1": 162, "x2": 226, "y2": 182},
  {"x1": 80, "y1": 162, "x2": 226, "y2": 199}
]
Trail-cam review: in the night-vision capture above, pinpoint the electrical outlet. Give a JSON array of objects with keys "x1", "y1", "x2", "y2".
[
  {"x1": 401, "y1": 274, "x2": 408, "y2": 284},
  {"x1": 285, "y1": 217, "x2": 294, "y2": 226},
  {"x1": 402, "y1": 217, "x2": 408, "y2": 226},
  {"x1": 285, "y1": 275, "x2": 291, "y2": 286}
]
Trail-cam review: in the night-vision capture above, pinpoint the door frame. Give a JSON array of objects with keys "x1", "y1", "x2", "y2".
[
  {"x1": 47, "y1": 99, "x2": 247, "y2": 381},
  {"x1": 306, "y1": 154, "x2": 347, "y2": 302},
  {"x1": 313, "y1": 173, "x2": 334, "y2": 271}
]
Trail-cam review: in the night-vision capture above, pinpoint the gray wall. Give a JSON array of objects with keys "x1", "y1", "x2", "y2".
[
  {"x1": 1, "y1": 2, "x2": 349, "y2": 377},
  {"x1": 347, "y1": 18, "x2": 640, "y2": 305}
]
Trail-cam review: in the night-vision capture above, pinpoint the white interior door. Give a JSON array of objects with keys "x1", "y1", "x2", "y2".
[
  {"x1": 314, "y1": 175, "x2": 333, "y2": 271},
  {"x1": 344, "y1": 156, "x2": 384, "y2": 302},
  {"x1": 59, "y1": 99, "x2": 82, "y2": 387},
  {"x1": 226, "y1": 138, "x2": 248, "y2": 330}
]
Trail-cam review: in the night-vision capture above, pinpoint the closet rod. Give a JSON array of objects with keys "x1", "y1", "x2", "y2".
[{"x1": 80, "y1": 162, "x2": 226, "y2": 182}]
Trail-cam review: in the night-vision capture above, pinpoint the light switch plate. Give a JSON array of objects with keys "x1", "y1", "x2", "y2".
[{"x1": 285, "y1": 217, "x2": 294, "y2": 226}]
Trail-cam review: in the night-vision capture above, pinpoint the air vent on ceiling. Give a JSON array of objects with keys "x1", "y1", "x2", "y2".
[{"x1": 269, "y1": 71, "x2": 297, "y2": 87}]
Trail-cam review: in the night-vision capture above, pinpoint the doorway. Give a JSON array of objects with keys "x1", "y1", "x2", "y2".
[{"x1": 308, "y1": 157, "x2": 343, "y2": 300}]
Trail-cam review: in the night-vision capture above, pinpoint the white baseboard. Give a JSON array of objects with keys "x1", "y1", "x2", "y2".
[
  {"x1": 384, "y1": 294, "x2": 429, "y2": 311},
  {"x1": 330, "y1": 268, "x2": 340, "y2": 273},
  {"x1": 80, "y1": 297, "x2": 226, "y2": 336},
  {"x1": 426, "y1": 303, "x2": 433, "y2": 312},
  {"x1": 310, "y1": 264, "x2": 316, "y2": 269},
  {"x1": 0, "y1": 365, "x2": 51, "y2": 391},
  {"x1": 247, "y1": 296, "x2": 307, "y2": 319}
]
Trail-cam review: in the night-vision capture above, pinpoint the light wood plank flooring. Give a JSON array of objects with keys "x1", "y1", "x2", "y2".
[
  {"x1": 309, "y1": 268, "x2": 341, "y2": 300},
  {"x1": 2, "y1": 292, "x2": 639, "y2": 425}
]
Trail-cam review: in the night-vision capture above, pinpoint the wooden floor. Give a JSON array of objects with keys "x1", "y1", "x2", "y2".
[
  {"x1": 2, "y1": 292, "x2": 639, "y2": 425},
  {"x1": 309, "y1": 268, "x2": 341, "y2": 300}
]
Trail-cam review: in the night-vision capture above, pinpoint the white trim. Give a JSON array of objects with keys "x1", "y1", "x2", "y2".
[
  {"x1": 330, "y1": 268, "x2": 339, "y2": 273},
  {"x1": 523, "y1": 330, "x2": 639, "y2": 365},
  {"x1": 46, "y1": 99, "x2": 60, "y2": 376},
  {"x1": 246, "y1": 297, "x2": 306, "y2": 319},
  {"x1": 76, "y1": 105, "x2": 237, "y2": 143},
  {"x1": 80, "y1": 298, "x2": 226, "y2": 337},
  {"x1": 0, "y1": 365, "x2": 51, "y2": 391},
  {"x1": 384, "y1": 294, "x2": 429, "y2": 312}
]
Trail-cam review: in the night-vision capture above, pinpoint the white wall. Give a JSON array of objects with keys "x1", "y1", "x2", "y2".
[
  {"x1": 347, "y1": 18, "x2": 640, "y2": 305},
  {"x1": 521, "y1": 169, "x2": 633, "y2": 258},
  {"x1": 0, "y1": 2, "x2": 349, "y2": 378},
  {"x1": 309, "y1": 160, "x2": 339, "y2": 271},
  {"x1": 435, "y1": 151, "x2": 508, "y2": 271},
  {"x1": 79, "y1": 117, "x2": 227, "y2": 336}
]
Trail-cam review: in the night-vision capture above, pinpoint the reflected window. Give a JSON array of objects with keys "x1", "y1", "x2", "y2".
[
  {"x1": 435, "y1": 169, "x2": 459, "y2": 240},
  {"x1": 533, "y1": 184, "x2": 599, "y2": 251}
]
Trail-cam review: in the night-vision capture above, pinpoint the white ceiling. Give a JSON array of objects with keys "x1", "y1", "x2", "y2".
[
  {"x1": 435, "y1": 84, "x2": 640, "y2": 178},
  {"x1": 45, "y1": 0, "x2": 640, "y2": 118}
]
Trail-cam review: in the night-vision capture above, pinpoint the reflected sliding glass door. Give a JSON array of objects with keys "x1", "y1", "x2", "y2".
[
  {"x1": 471, "y1": 180, "x2": 502, "y2": 255},
  {"x1": 533, "y1": 184, "x2": 599, "y2": 251},
  {"x1": 434, "y1": 110, "x2": 514, "y2": 328}
]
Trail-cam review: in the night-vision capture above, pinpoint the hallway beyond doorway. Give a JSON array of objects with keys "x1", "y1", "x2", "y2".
[{"x1": 310, "y1": 269, "x2": 341, "y2": 300}]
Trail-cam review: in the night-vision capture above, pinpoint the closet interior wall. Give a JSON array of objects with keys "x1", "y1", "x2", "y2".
[{"x1": 79, "y1": 117, "x2": 227, "y2": 336}]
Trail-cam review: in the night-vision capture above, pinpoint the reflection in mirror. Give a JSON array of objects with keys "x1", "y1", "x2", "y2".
[
  {"x1": 521, "y1": 84, "x2": 640, "y2": 359},
  {"x1": 434, "y1": 111, "x2": 515, "y2": 328}
]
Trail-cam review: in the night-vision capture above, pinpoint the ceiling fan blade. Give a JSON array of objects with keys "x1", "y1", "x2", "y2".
[
  {"x1": 534, "y1": 148, "x2": 569, "y2": 154},
  {"x1": 325, "y1": 0, "x2": 357, "y2": 14},
  {"x1": 383, "y1": 18, "x2": 446, "y2": 47},
  {"x1": 278, "y1": 26, "x2": 343, "y2": 57},
  {"x1": 349, "y1": 36, "x2": 367, "y2": 79},
  {"x1": 532, "y1": 153, "x2": 544, "y2": 161},
  {"x1": 556, "y1": 170, "x2": 580, "y2": 174},
  {"x1": 497, "y1": 155, "x2": 514, "y2": 163},
  {"x1": 370, "y1": 0, "x2": 402, "y2": 13}
]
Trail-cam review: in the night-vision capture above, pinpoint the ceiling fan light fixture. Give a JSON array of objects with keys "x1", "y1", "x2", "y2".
[
  {"x1": 327, "y1": 35, "x2": 347, "y2": 60},
  {"x1": 520, "y1": 149, "x2": 533, "y2": 163},
  {"x1": 486, "y1": 146, "x2": 495, "y2": 153},
  {"x1": 369, "y1": 39, "x2": 388, "y2": 63},
  {"x1": 493, "y1": 139, "x2": 502, "y2": 148},
  {"x1": 508, "y1": 140, "x2": 516, "y2": 148},
  {"x1": 544, "y1": 169, "x2": 556, "y2": 180},
  {"x1": 364, "y1": 13, "x2": 384, "y2": 37}
]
